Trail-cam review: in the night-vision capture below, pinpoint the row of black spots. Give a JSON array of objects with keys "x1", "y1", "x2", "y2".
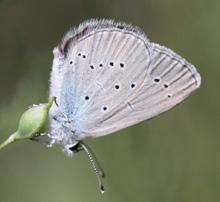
[
  {"x1": 153, "y1": 77, "x2": 169, "y2": 89},
  {"x1": 69, "y1": 52, "x2": 86, "y2": 64},
  {"x1": 88, "y1": 64, "x2": 102, "y2": 70},
  {"x1": 108, "y1": 62, "x2": 125, "y2": 68},
  {"x1": 101, "y1": 87, "x2": 138, "y2": 112},
  {"x1": 153, "y1": 77, "x2": 172, "y2": 98},
  {"x1": 88, "y1": 62, "x2": 125, "y2": 70},
  {"x1": 100, "y1": 62, "x2": 125, "y2": 68},
  {"x1": 78, "y1": 52, "x2": 86, "y2": 58},
  {"x1": 113, "y1": 83, "x2": 136, "y2": 90},
  {"x1": 83, "y1": 96, "x2": 110, "y2": 111}
]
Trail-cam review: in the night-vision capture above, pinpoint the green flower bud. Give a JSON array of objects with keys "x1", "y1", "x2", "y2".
[{"x1": 0, "y1": 97, "x2": 55, "y2": 150}]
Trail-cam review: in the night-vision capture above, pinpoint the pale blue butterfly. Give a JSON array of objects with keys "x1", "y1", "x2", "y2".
[{"x1": 48, "y1": 19, "x2": 201, "y2": 192}]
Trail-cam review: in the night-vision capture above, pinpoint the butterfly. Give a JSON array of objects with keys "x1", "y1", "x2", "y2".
[{"x1": 48, "y1": 19, "x2": 201, "y2": 192}]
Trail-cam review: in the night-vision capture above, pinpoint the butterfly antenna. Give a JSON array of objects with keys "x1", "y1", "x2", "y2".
[{"x1": 79, "y1": 141, "x2": 105, "y2": 194}]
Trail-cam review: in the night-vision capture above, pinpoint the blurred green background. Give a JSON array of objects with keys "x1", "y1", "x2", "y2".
[{"x1": 0, "y1": 0, "x2": 219, "y2": 202}]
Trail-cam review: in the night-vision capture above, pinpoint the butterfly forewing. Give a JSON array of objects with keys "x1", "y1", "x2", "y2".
[{"x1": 58, "y1": 28, "x2": 151, "y2": 120}]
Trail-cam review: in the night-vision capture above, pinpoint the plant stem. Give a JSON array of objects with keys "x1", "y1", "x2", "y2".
[{"x1": 0, "y1": 133, "x2": 16, "y2": 150}]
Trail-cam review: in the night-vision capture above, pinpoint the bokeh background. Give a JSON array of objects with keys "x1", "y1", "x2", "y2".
[{"x1": 0, "y1": 0, "x2": 219, "y2": 202}]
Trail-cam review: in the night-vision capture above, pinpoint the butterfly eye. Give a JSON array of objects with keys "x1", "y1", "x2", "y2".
[
  {"x1": 82, "y1": 55, "x2": 86, "y2": 59},
  {"x1": 90, "y1": 65, "x2": 94, "y2": 69},
  {"x1": 99, "y1": 64, "x2": 103, "y2": 67},
  {"x1": 78, "y1": 53, "x2": 81, "y2": 56},
  {"x1": 70, "y1": 61, "x2": 73, "y2": 64},
  {"x1": 168, "y1": 94, "x2": 172, "y2": 98}
]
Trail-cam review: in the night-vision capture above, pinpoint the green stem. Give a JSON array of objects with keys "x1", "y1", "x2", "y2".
[{"x1": 0, "y1": 133, "x2": 17, "y2": 150}]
